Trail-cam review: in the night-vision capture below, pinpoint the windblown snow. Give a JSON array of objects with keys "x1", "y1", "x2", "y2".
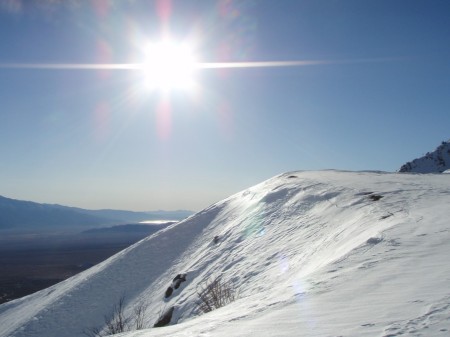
[{"x1": 1, "y1": 170, "x2": 450, "y2": 337}]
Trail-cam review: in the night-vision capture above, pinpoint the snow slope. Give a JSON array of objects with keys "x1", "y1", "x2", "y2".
[
  {"x1": 1, "y1": 171, "x2": 450, "y2": 337},
  {"x1": 399, "y1": 139, "x2": 450, "y2": 173}
]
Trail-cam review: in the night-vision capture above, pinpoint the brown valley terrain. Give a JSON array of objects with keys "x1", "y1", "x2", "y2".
[{"x1": 0, "y1": 226, "x2": 171, "y2": 304}]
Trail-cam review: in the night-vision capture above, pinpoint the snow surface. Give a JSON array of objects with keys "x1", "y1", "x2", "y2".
[{"x1": 1, "y1": 170, "x2": 450, "y2": 337}]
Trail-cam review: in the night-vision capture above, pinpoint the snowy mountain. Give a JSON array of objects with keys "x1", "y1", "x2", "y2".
[
  {"x1": 0, "y1": 195, "x2": 193, "y2": 231},
  {"x1": 1, "y1": 171, "x2": 450, "y2": 337},
  {"x1": 399, "y1": 139, "x2": 450, "y2": 173},
  {"x1": 0, "y1": 195, "x2": 116, "y2": 230}
]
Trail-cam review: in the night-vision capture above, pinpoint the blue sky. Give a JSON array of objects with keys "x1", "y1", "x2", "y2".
[{"x1": 0, "y1": 0, "x2": 449, "y2": 211}]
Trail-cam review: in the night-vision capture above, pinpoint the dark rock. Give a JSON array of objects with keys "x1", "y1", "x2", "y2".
[
  {"x1": 173, "y1": 273, "x2": 186, "y2": 283},
  {"x1": 154, "y1": 306, "x2": 174, "y2": 327},
  {"x1": 173, "y1": 273, "x2": 187, "y2": 289},
  {"x1": 367, "y1": 237, "x2": 383, "y2": 245},
  {"x1": 368, "y1": 194, "x2": 383, "y2": 201},
  {"x1": 174, "y1": 280, "x2": 182, "y2": 290},
  {"x1": 164, "y1": 286, "x2": 173, "y2": 298}
]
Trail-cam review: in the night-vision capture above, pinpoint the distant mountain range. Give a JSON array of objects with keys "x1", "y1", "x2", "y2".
[
  {"x1": 0, "y1": 195, "x2": 193, "y2": 231},
  {"x1": 399, "y1": 139, "x2": 450, "y2": 173}
]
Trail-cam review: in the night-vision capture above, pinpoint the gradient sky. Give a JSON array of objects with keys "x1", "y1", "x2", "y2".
[{"x1": 0, "y1": 0, "x2": 449, "y2": 211}]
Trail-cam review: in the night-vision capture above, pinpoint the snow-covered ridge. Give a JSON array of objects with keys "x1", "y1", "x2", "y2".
[
  {"x1": 1, "y1": 170, "x2": 450, "y2": 337},
  {"x1": 399, "y1": 139, "x2": 450, "y2": 173}
]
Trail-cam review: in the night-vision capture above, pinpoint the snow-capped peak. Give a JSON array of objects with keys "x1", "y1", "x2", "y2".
[{"x1": 399, "y1": 139, "x2": 450, "y2": 173}]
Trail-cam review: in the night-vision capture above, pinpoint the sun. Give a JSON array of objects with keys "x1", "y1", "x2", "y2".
[{"x1": 141, "y1": 40, "x2": 198, "y2": 91}]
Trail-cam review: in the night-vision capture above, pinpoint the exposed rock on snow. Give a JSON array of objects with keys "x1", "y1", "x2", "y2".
[
  {"x1": 164, "y1": 274, "x2": 187, "y2": 299},
  {"x1": 153, "y1": 306, "x2": 174, "y2": 328}
]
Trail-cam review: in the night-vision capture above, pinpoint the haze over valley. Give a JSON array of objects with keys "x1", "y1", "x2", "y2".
[{"x1": 0, "y1": 199, "x2": 192, "y2": 304}]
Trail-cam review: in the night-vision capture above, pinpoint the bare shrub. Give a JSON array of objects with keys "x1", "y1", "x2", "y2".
[
  {"x1": 133, "y1": 301, "x2": 148, "y2": 330},
  {"x1": 83, "y1": 327, "x2": 102, "y2": 337},
  {"x1": 196, "y1": 276, "x2": 236, "y2": 314},
  {"x1": 104, "y1": 296, "x2": 130, "y2": 335},
  {"x1": 83, "y1": 296, "x2": 148, "y2": 337}
]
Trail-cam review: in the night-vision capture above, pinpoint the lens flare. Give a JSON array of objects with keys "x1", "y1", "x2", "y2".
[
  {"x1": 0, "y1": 57, "x2": 395, "y2": 71},
  {"x1": 156, "y1": 97, "x2": 172, "y2": 140}
]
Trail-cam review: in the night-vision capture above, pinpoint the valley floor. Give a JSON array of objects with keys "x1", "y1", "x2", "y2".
[{"x1": 0, "y1": 232, "x2": 150, "y2": 304}]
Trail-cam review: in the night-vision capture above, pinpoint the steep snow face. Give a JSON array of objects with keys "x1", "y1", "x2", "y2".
[
  {"x1": 399, "y1": 139, "x2": 450, "y2": 173},
  {"x1": 1, "y1": 171, "x2": 450, "y2": 337}
]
